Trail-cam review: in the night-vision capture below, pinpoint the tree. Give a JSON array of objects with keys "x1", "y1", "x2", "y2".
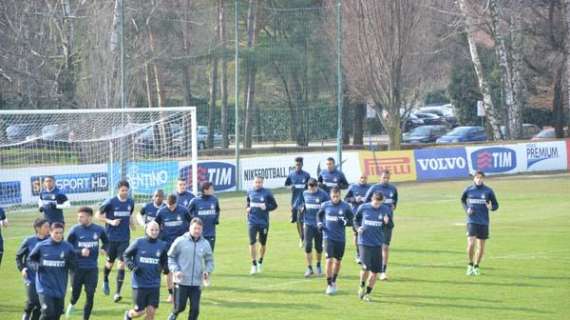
[{"x1": 219, "y1": 0, "x2": 230, "y2": 148}]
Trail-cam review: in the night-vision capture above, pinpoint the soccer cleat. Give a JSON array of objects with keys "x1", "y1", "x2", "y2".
[
  {"x1": 355, "y1": 256, "x2": 361, "y2": 264},
  {"x1": 316, "y1": 265, "x2": 323, "y2": 276},
  {"x1": 65, "y1": 304, "x2": 75, "y2": 318},
  {"x1": 113, "y1": 293, "x2": 122, "y2": 303},
  {"x1": 325, "y1": 285, "x2": 334, "y2": 295},
  {"x1": 123, "y1": 310, "x2": 131, "y2": 320},
  {"x1": 362, "y1": 294, "x2": 372, "y2": 302},
  {"x1": 102, "y1": 281, "x2": 110, "y2": 296},
  {"x1": 466, "y1": 265, "x2": 475, "y2": 276},
  {"x1": 257, "y1": 263, "x2": 263, "y2": 273},
  {"x1": 379, "y1": 272, "x2": 388, "y2": 281},
  {"x1": 331, "y1": 284, "x2": 337, "y2": 295},
  {"x1": 473, "y1": 267, "x2": 480, "y2": 276},
  {"x1": 298, "y1": 239, "x2": 304, "y2": 248},
  {"x1": 250, "y1": 265, "x2": 257, "y2": 275},
  {"x1": 304, "y1": 267, "x2": 314, "y2": 278},
  {"x1": 358, "y1": 287, "x2": 365, "y2": 300}
]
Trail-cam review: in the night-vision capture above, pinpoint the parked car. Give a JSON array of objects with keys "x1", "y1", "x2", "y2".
[
  {"x1": 197, "y1": 126, "x2": 223, "y2": 149},
  {"x1": 6, "y1": 123, "x2": 39, "y2": 142},
  {"x1": 402, "y1": 125, "x2": 449, "y2": 144},
  {"x1": 418, "y1": 107, "x2": 458, "y2": 127},
  {"x1": 133, "y1": 123, "x2": 187, "y2": 155},
  {"x1": 531, "y1": 127, "x2": 569, "y2": 141},
  {"x1": 412, "y1": 112, "x2": 448, "y2": 127},
  {"x1": 41, "y1": 124, "x2": 72, "y2": 141},
  {"x1": 499, "y1": 123, "x2": 540, "y2": 140},
  {"x1": 436, "y1": 126, "x2": 487, "y2": 144},
  {"x1": 402, "y1": 113, "x2": 425, "y2": 132}
]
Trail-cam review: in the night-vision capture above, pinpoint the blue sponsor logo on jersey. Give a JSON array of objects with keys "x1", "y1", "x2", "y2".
[
  {"x1": 470, "y1": 147, "x2": 517, "y2": 173},
  {"x1": 526, "y1": 143, "x2": 560, "y2": 168}
]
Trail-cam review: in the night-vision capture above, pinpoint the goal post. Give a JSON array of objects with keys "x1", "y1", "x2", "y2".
[{"x1": 0, "y1": 107, "x2": 198, "y2": 207}]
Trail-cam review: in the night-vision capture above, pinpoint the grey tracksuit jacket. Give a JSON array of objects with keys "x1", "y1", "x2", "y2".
[{"x1": 167, "y1": 232, "x2": 214, "y2": 287}]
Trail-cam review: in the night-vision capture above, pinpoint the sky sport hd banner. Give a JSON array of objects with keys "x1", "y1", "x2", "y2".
[{"x1": 358, "y1": 150, "x2": 417, "y2": 183}]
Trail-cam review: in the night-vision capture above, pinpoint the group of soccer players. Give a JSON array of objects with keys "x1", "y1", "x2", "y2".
[{"x1": 0, "y1": 154, "x2": 500, "y2": 318}]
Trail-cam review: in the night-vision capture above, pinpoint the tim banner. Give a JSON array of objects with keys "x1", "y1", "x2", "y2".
[
  {"x1": 0, "y1": 181, "x2": 22, "y2": 205},
  {"x1": 466, "y1": 144, "x2": 524, "y2": 175},
  {"x1": 359, "y1": 150, "x2": 417, "y2": 183},
  {"x1": 523, "y1": 140, "x2": 568, "y2": 172},
  {"x1": 179, "y1": 161, "x2": 236, "y2": 192},
  {"x1": 110, "y1": 161, "x2": 179, "y2": 195},
  {"x1": 414, "y1": 147, "x2": 469, "y2": 181},
  {"x1": 30, "y1": 173, "x2": 108, "y2": 196}
]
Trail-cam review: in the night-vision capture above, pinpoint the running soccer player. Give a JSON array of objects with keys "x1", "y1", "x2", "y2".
[
  {"x1": 138, "y1": 189, "x2": 165, "y2": 225},
  {"x1": 246, "y1": 176, "x2": 278, "y2": 275},
  {"x1": 97, "y1": 180, "x2": 136, "y2": 303},
  {"x1": 296, "y1": 178, "x2": 329, "y2": 277},
  {"x1": 175, "y1": 178, "x2": 195, "y2": 209},
  {"x1": 317, "y1": 187, "x2": 353, "y2": 295},
  {"x1": 16, "y1": 218, "x2": 50, "y2": 320},
  {"x1": 167, "y1": 218, "x2": 214, "y2": 320},
  {"x1": 65, "y1": 207, "x2": 109, "y2": 320},
  {"x1": 0, "y1": 206, "x2": 7, "y2": 266},
  {"x1": 38, "y1": 176, "x2": 70, "y2": 225},
  {"x1": 344, "y1": 175, "x2": 371, "y2": 264},
  {"x1": 354, "y1": 192, "x2": 390, "y2": 302},
  {"x1": 155, "y1": 194, "x2": 191, "y2": 303},
  {"x1": 123, "y1": 221, "x2": 169, "y2": 320},
  {"x1": 188, "y1": 182, "x2": 220, "y2": 252},
  {"x1": 461, "y1": 171, "x2": 499, "y2": 276},
  {"x1": 364, "y1": 170, "x2": 398, "y2": 280},
  {"x1": 28, "y1": 222, "x2": 77, "y2": 320},
  {"x1": 284, "y1": 157, "x2": 311, "y2": 246},
  {"x1": 317, "y1": 157, "x2": 349, "y2": 194}
]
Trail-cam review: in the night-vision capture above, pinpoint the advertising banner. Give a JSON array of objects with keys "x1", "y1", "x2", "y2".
[
  {"x1": 30, "y1": 173, "x2": 108, "y2": 196},
  {"x1": 179, "y1": 161, "x2": 236, "y2": 192},
  {"x1": 523, "y1": 140, "x2": 568, "y2": 172},
  {"x1": 110, "y1": 161, "x2": 179, "y2": 195},
  {"x1": 414, "y1": 147, "x2": 469, "y2": 181},
  {"x1": 466, "y1": 144, "x2": 525, "y2": 175},
  {"x1": 0, "y1": 181, "x2": 22, "y2": 205},
  {"x1": 359, "y1": 150, "x2": 417, "y2": 183}
]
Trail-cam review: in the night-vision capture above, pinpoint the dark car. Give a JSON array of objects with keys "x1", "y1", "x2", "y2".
[
  {"x1": 133, "y1": 123, "x2": 187, "y2": 155},
  {"x1": 418, "y1": 107, "x2": 459, "y2": 127},
  {"x1": 402, "y1": 125, "x2": 449, "y2": 144},
  {"x1": 6, "y1": 123, "x2": 39, "y2": 143},
  {"x1": 436, "y1": 126, "x2": 487, "y2": 144},
  {"x1": 412, "y1": 112, "x2": 448, "y2": 126},
  {"x1": 402, "y1": 113, "x2": 425, "y2": 132}
]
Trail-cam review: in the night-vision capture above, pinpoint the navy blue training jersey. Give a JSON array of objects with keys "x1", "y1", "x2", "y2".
[
  {"x1": 354, "y1": 203, "x2": 391, "y2": 247},
  {"x1": 67, "y1": 223, "x2": 109, "y2": 269},
  {"x1": 0, "y1": 207, "x2": 5, "y2": 240},
  {"x1": 318, "y1": 169, "x2": 349, "y2": 194},
  {"x1": 345, "y1": 183, "x2": 371, "y2": 212},
  {"x1": 140, "y1": 202, "x2": 164, "y2": 224},
  {"x1": 461, "y1": 184, "x2": 499, "y2": 226},
  {"x1": 39, "y1": 187, "x2": 68, "y2": 224},
  {"x1": 317, "y1": 200, "x2": 353, "y2": 242},
  {"x1": 176, "y1": 191, "x2": 195, "y2": 209},
  {"x1": 28, "y1": 238, "x2": 76, "y2": 298},
  {"x1": 297, "y1": 189, "x2": 330, "y2": 227},
  {"x1": 246, "y1": 188, "x2": 278, "y2": 227},
  {"x1": 124, "y1": 237, "x2": 168, "y2": 289},
  {"x1": 100, "y1": 196, "x2": 135, "y2": 241},
  {"x1": 365, "y1": 183, "x2": 398, "y2": 210},
  {"x1": 155, "y1": 205, "x2": 191, "y2": 244},
  {"x1": 16, "y1": 235, "x2": 48, "y2": 284},
  {"x1": 188, "y1": 195, "x2": 220, "y2": 238},
  {"x1": 284, "y1": 170, "x2": 311, "y2": 208}
]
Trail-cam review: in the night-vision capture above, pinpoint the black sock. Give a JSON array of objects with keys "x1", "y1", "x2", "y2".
[
  {"x1": 116, "y1": 269, "x2": 125, "y2": 294},
  {"x1": 474, "y1": 264, "x2": 479, "y2": 268},
  {"x1": 360, "y1": 281, "x2": 365, "y2": 288},
  {"x1": 258, "y1": 257, "x2": 263, "y2": 264},
  {"x1": 168, "y1": 288, "x2": 173, "y2": 295},
  {"x1": 332, "y1": 273, "x2": 338, "y2": 283},
  {"x1": 316, "y1": 262, "x2": 321, "y2": 268},
  {"x1": 382, "y1": 264, "x2": 388, "y2": 273},
  {"x1": 469, "y1": 262, "x2": 474, "y2": 267},
  {"x1": 104, "y1": 266, "x2": 111, "y2": 282},
  {"x1": 252, "y1": 260, "x2": 257, "y2": 266},
  {"x1": 327, "y1": 277, "x2": 332, "y2": 285},
  {"x1": 308, "y1": 265, "x2": 313, "y2": 270},
  {"x1": 366, "y1": 286, "x2": 373, "y2": 294}
]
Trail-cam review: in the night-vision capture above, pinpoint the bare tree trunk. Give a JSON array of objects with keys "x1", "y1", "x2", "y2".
[
  {"x1": 565, "y1": 0, "x2": 570, "y2": 130},
  {"x1": 554, "y1": 66, "x2": 565, "y2": 138},
  {"x1": 208, "y1": 57, "x2": 218, "y2": 148},
  {"x1": 180, "y1": 0, "x2": 193, "y2": 105},
  {"x1": 149, "y1": 26, "x2": 169, "y2": 154},
  {"x1": 144, "y1": 62, "x2": 154, "y2": 109},
  {"x1": 58, "y1": 0, "x2": 77, "y2": 107},
  {"x1": 109, "y1": 0, "x2": 120, "y2": 108},
  {"x1": 243, "y1": 0, "x2": 257, "y2": 149},
  {"x1": 458, "y1": 0, "x2": 502, "y2": 140},
  {"x1": 219, "y1": 0, "x2": 229, "y2": 148},
  {"x1": 353, "y1": 103, "x2": 365, "y2": 145}
]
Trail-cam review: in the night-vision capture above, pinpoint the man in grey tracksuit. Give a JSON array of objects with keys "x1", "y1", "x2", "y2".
[{"x1": 167, "y1": 218, "x2": 214, "y2": 320}]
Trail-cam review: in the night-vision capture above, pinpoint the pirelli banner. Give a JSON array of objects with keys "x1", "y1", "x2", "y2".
[{"x1": 359, "y1": 150, "x2": 417, "y2": 183}]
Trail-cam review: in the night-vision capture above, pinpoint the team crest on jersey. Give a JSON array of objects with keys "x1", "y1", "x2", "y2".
[
  {"x1": 128, "y1": 206, "x2": 132, "y2": 211},
  {"x1": 481, "y1": 194, "x2": 486, "y2": 199},
  {"x1": 60, "y1": 251, "x2": 65, "y2": 259},
  {"x1": 389, "y1": 193, "x2": 393, "y2": 197},
  {"x1": 339, "y1": 210, "x2": 343, "y2": 216},
  {"x1": 177, "y1": 216, "x2": 181, "y2": 221},
  {"x1": 211, "y1": 204, "x2": 215, "y2": 210},
  {"x1": 156, "y1": 250, "x2": 161, "y2": 257},
  {"x1": 333, "y1": 178, "x2": 337, "y2": 182},
  {"x1": 260, "y1": 197, "x2": 265, "y2": 202},
  {"x1": 316, "y1": 198, "x2": 320, "y2": 203},
  {"x1": 93, "y1": 233, "x2": 98, "y2": 240}
]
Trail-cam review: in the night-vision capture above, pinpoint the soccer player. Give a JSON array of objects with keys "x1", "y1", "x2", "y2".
[
  {"x1": 155, "y1": 194, "x2": 191, "y2": 303},
  {"x1": 246, "y1": 176, "x2": 278, "y2": 274},
  {"x1": 354, "y1": 192, "x2": 390, "y2": 302},
  {"x1": 38, "y1": 176, "x2": 70, "y2": 225},
  {"x1": 28, "y1": 222, "x2": 77, "y2": 319},
  {"x1": 167, "y1": 218, "x2": 214, "y2": 320},
  {"x1": 16, "y1": 218, "x2": 50, "y2": 320},
  {"x1": 317, "y1": 187, "x2": 353, "y2": 295},
  {"x1": 317, "y1": 157, "x2": 349, "y2": 194},
  {"x1": 364, "y1": 170, "x2": 398, "y2": 280},
  {"x1": 138, "y1": 189, "x2": 165, "y2": 225},
  {"x1": 188, "y1": 182, "x2": 220, "y2": 252},
  {"x1": 296, "y1": 178, "x2": 329, "y2": 277},
  {"x1": 284, "y1": 157, "x2": 311, "y2": 246},
  {"x1": 97, "y1": 180, "x2": 136, "y2": 303},
  {"x1": 65, "y1": 207, "x2": 109, "y2": 320},
  {"x1": 344, "y1": 175, "x2": 371, "y2": 264},
  {"x1": 461, "y1": 171, "x2": 499, "y2": 276},
  {"x1": 0, "y1": 206, "x2": 7, "y2": 266},
  {"x1": 175, "y1": 178, "x2": 195, "y2": 209},
  {"x1": 123, "y1": 221, "x2": 169, "y2": 320}
]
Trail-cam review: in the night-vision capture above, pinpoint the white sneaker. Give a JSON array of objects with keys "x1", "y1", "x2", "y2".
[
  {"x1": 325, "y1": 285, "x2": 334, "y2": 295},
  {"x1": 304, "y1": 267, "x2": 314, "y2": 278},
  {"x1": 380, "y1": 272, "x2": 388, "y2": 281},
  {"x1": 466, "y1": 265, "x2": 475, "y2": 276},
  {"x1": 257, "y1": 263, "x2": 263, "y2": 273},
  {"x1": 250, "y1": 265, "x2": 257, "y2": 275}
]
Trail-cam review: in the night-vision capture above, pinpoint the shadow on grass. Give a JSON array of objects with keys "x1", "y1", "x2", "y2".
[
  {"x1": 376, "y1": 298, "x2": 551, "y2": 315},
  {"x1": 388, "y1": 293, "x2": 501, "y2": 304},
  {"x1": 396, "y1": 276, "x2": 547, "y2": 288},
  {"x1": 396, "y1": 248, "x2": 465, "y2": 255},
  {"x1": 390, "y1": 262, "x2": 467, "y2": 270},
  {"x1": 205, "y1": 297, "x2": 323, "y2": 310}
]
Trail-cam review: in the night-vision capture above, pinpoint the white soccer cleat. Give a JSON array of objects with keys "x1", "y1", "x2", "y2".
[
  {"x1": 304, "y1": 267, "x2": 314, "y2": 278},
  {"x1": 257, "y1": 263, "x2": 263, "y2": 273},
  {"x1": 380, "y1": 272, "x2": 388, "y2": 281},
  {"x1": 325, "y1": 285, "x2": 334, "y2": 295},
  {"x1": 466, "y1": 265, "x2": 475, "y2": 276},
  {"x1": 298, "y1": 239, "x2": 304, "y2": 248},
  {"x1": 250, "y1": 265, "x2": 257, "y2": 275}
]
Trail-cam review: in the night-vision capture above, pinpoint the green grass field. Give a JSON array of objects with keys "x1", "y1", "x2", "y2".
[{"x1": 1, "y1": 173, "x2": 569, "y2": 320}]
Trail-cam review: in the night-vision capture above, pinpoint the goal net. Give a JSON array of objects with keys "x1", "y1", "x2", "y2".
[{"x1": 0, "y1": 107, "x2": 198, "y2": 207}]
